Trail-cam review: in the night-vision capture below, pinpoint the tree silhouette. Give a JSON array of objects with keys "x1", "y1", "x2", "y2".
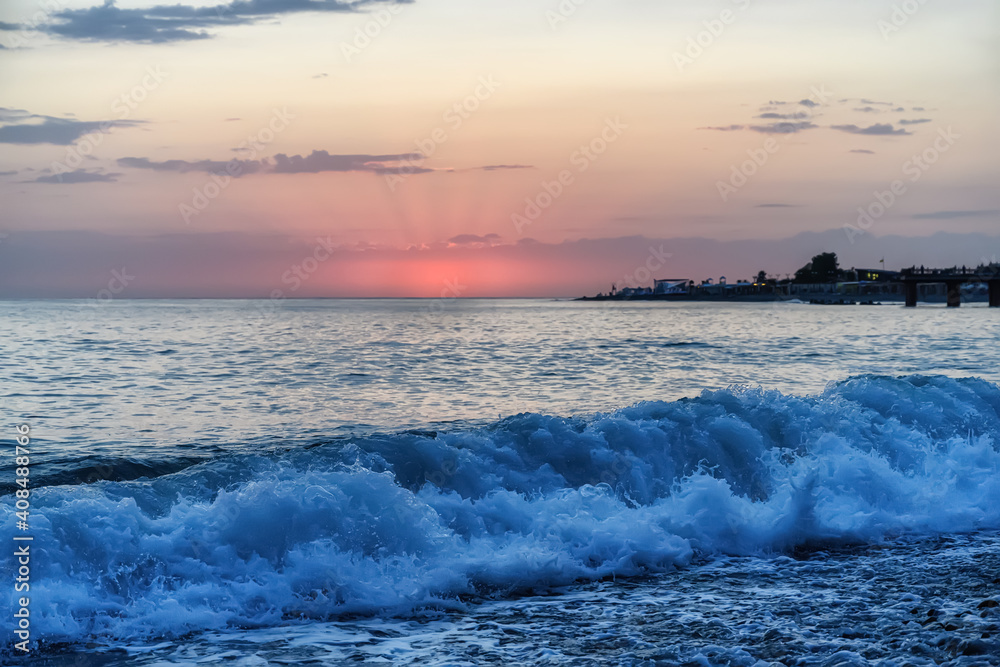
[{"x1": 794, "y1": 252, "x2": 840, "y2": 283}]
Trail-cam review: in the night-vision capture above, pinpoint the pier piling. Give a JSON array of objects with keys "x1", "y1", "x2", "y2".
[{"x1": 946, "y1": 281, "x2": 962, "y2": 308}]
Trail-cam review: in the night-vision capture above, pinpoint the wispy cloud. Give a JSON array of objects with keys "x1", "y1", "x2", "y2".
[
  {"x1": 479, "y1": 164, "x2": 533, "y2": 171},
  {"x1": 118, "y1": 156, "x2": 265, "y2": 174},
  {"x1": 117, "y1": 150, "x2": 530, "y2": 177},
  {"x1": 31, "y1": 169, "x2": 118, "y2": 184},
  {"x1": 33, "y1": 0, "x2": 409, "y2": 45},
  {"x1": 898, "y1": 118, "x2": 932, "y2": 125},
  {"x1": 698, "y1": 124, "x2": 745, "y2": 132},
  {"x1": 272, "y1": 150, "x2": 422, "y2": 173},
  {"x1": 448, "y1": 233, "x2": 501, "y2": 245},
  {"x1": 849, "y1": 149, "x2": 876, "y2": 154},
  {"x1": 747, "y1": 121, "x2": 817, "y2": 134},
  {"x1": 0, "y1": 109, "x2": 140, "y2": 145},
  {"x1": 830, "y1": 123, "x2": 910, "y2": 136},
  {"x1": 118, "y1": 151, "x2": 417, "y2": 175},
  {"x1": 755, "y1": 112, "x2": 810, "y2": 120}
]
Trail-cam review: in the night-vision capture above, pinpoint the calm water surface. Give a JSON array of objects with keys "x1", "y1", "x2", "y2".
[{"x1": 2, "y1": 299, "x2": 998, "y2": 459}]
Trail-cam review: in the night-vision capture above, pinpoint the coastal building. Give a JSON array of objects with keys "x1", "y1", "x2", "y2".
[
  {"x1": 587, "y1": 260, "x2": 1000, "y2": 305},
  {"x1": 653, "y1": 279, "x2": 691, "y2": 295}
]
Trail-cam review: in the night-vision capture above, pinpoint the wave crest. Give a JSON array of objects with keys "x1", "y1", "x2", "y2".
[{"x1": 7, "y1": 374, "x2": 1000, "y2": 642}]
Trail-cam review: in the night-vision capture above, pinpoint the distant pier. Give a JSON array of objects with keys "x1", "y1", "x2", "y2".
[{"x1": 900, "y1": 266, "x2": 1000, "y2": 308}]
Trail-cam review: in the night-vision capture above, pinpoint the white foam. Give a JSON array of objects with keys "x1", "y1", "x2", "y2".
[{"x1": 7, "y1": 374, "x2": 1000, "y2": 643}]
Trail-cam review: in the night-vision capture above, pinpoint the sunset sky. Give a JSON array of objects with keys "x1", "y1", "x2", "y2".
[{"x1": 1, "y1": 0, "x2": 998, "y2": 297}]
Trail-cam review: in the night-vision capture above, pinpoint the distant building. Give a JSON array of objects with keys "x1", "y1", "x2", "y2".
[
  {"x1": 653, "y1": 279, "x2": 690, "y2": 295},
  {"x1": 619, "y1": 286, "x2": 652, "y2": 297},
  {"x1": 851, "y1": 268, "x2": 900, "y2": 282}
]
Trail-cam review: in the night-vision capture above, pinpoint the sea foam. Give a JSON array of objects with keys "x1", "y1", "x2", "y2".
[{"x1": 6, "y1": 374, "x2": 1000, "y2": 643}]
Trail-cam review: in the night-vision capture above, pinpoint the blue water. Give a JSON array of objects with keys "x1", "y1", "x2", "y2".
[{"x1": 2, "y1": 300, "x2": 1000, "y2": 665}]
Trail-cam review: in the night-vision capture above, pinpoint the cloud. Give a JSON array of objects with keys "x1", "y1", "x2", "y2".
[
  {"x1": 830, "y1": 123, "x2": 910, "y2": 136},
  {"x1": 0, "y1": 107, "x2": 42, "y2": 122},
  {"x1": 698, "y1": 124, "x2": 745, "y2": 132},
  {"x1": 312, "y1": 73, "x2": 329, "y2": 79},
  {"x1": 0, "y1": 170, "x2": 19, "y2": 176},
  {"x1": 0, "y1": 114, "x2": 140, "y2": 145},
  {"x1": 117, "y1": 156, "x2": 264, "y2": 174},
  {"x1": 898, "y1": 118, "x2": 932, "y2": 125},
  {"x1": 850, "y1": 149, "x2": 876, "y2": 154},
  {"x1": 118, "y1": 152, "x2": 418, "y2": 175},
  {"x1": 448, "y1": 233, "x2": 502, "y2": 245},
  {"x1": 40, "y1": 0, "x2": 406, "y2": 44},
  {"x1": 32, "y1": 169, "x2": 118, "y2": 183},
  {"x1": 860, "y1": 99, "x2": 893, "y2": 106},
  {"x1": 478, "y1": 164, "x2": 533, "y2": 171},
  {"x1": 370, "y1": 164, "x2": 436, "y2": 175},
  {"x1": 798, "y1": 99, "x2": 818, "y2": 107},
  {"x1": 271, "y1": 150, "x2": 421, "y2": 173},
  {"x1": 911, "y1": 210, "x2": 999, "y2": 220},
  {"x1": 853, "y1": 106, "x2": 880, "y2": 113},
  {"x1": 117, "y1": 150, "x2": 525, "y2": 177},
  {"x1": 755, "y1": 112, "x2": 809, "y2": 120},
  {"x1": 747, "y1": 121, "x2": 817, "y2": 134}
]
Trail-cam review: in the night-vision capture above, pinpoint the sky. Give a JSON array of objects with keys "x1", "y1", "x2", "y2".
[{"x1": 1, "y1": 0, "x2": 998, "y2": 297}]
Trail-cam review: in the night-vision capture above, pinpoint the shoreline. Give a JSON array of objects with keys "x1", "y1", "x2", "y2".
[{"x1": 576, "y1": 293, "x2": 992, "y2": 305}]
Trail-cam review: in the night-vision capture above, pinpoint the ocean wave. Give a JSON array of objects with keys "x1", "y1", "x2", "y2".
[{"x1": 6, "y1": 374, "x2": 1000, "y2": 645}]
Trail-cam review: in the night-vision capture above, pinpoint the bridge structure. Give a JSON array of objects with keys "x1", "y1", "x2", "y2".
[{"x1": 900, "y1": 266, "x2": 1000, "y2": 308}]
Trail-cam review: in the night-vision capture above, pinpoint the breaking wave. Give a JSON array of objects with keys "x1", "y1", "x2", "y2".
[{"x1": 6, "y1": 374, "x2": 1000, "y2": 644}]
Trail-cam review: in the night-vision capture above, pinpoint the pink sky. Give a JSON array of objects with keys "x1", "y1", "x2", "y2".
[{"x1": 0, "y1": 0, "x2": 998, "y2": 296}]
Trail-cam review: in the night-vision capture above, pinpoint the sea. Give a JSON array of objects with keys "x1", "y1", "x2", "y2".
[{"x1": 2, "y1": 299, "x2": 1000, "y2": 666}]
